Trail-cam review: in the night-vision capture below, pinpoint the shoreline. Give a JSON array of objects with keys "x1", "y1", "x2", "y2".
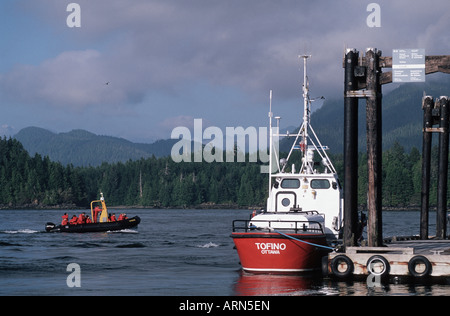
[
  {"x1": 0, "y1": 203, "x2": 430, "y2": 211},
  {"x1": 0, "y1": 203, "x2": 263, "y2": 211}
]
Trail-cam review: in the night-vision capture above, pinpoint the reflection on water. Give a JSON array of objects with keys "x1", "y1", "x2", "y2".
[
  {"x1": 234, "y1": 271, "x2": 450, "y2": 296},
  {"x1": 234, "y1": 272, "x2": 318, "y2": 295}
]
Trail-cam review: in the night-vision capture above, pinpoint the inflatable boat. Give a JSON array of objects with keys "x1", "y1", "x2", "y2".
[
  {"x1": 45, "y1": 216, "x2": 140, "y2": 233},
  {"x1": 45, "y1": 193, "x2": 141, "y2": 233}
]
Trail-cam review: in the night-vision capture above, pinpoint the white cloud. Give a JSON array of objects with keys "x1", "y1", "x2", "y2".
[
  {"x1": 159, "y1": 115, "x2": 195, "y2": 132},
  {"x1": 0, "y1": 48, "x2": 151, "y2": 110},
  {"x1": 10, "y1": 1, "x2": 450, "y2": 106},
  {"x1": 2, "y1": 50, "x2": 103, "y2": 107},
  {"x1": 0, "y1": 124, "x2": 15, "y2": 138},
  {"x1": 5, "y1": 0, "x2": 450, "y2": 142}
]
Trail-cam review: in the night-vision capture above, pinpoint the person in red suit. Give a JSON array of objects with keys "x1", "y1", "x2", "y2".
[{"x1": 61, "y1": 213, "x2": 69, "y2": 225}]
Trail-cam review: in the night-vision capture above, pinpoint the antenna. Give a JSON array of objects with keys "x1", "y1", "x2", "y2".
[
  {"x1": 300, "y1": 55, "x2": 311, "y2": 155},
  {"x1": 269, "y1": 90, "x2": 273, "y2": 121},
  {"x1": 268, "y1": 90, "x2": 273, "y2": 193},
  {"x1": 299, "y1": 54, "x2": 311, "y2": 122}
]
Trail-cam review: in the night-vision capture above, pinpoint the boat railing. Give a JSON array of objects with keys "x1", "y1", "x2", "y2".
[{"x1": 232, "y1": 219, "x2": 325, "y2": 234}]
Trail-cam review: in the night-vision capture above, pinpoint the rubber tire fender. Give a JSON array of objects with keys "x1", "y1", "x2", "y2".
[
  {"x1": 408, "y1": 255, "x2": 432, "y2": 278},
  {"x1": 321, "y1": 256, "x2": 330, "y2": 276},
  {"x1": 366, "y1": 255, "x2": 390, "y2": 277},
  {"x1": 330, "y1": 255, "x2": 354, "y2": 279}
]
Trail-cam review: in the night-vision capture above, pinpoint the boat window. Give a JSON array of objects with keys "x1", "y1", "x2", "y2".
[
  {"x1": 281, "y1": 198, "x2": 291, "y2": 207},
  {"x1": 310, "y1": 179, "x2": 330, "y2": 189},
  {"x1": 280, "y1": 179, "x2": 300, "y2": 189}
]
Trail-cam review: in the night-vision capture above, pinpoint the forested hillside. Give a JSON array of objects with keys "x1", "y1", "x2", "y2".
[
  {"x1": 0, "y1": 137, "x2": 267, "y2": 208},
  {"x1": 0, "y1": 136, "x2": 447, "y2": 209},
  {"x1": 14, "y1": 127, "x2": 177, "y2": 166},
  {"x1": 79, "y1": 155, "x2": 267, "y2": 208},
  {"x1": 0, "y1": 137, "x2": 87, "y2": 208}
]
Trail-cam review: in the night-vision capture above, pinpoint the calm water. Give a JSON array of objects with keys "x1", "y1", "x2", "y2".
[{"x1": 1, "y1": 209, "x2": 450, "y2": 296}]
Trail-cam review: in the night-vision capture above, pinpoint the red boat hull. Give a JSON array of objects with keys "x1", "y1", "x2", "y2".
[{"x1": 231, "y1": 232, "x2": 330, "y2": 273}]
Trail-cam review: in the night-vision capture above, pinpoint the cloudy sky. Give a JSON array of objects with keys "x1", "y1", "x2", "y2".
[{"x1": 1, "y1": 0, "x2": 450, "y2": 142}]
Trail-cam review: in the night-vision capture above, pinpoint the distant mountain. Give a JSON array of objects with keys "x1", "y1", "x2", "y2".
[
  {"x1": 14, "y1": 127, "x2": 177, "y2": 166},
  {"x1": 281, "y1": 74, "x2": 450, "y2": 154},
  {"x1": 14, "y1": 76, "x2": 450, "y2": 166}
]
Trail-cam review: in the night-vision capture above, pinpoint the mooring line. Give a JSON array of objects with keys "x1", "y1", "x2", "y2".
[{"x1": 271, "y1": 229, "x2": 335, "y2": 251}]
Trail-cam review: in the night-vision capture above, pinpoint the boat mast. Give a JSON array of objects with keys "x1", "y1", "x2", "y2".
[
  {"x1": 268, "y1": 90, "x2": 273, "y2": 193},
  {"x1": 267, "y1": 54, "x2": 337, "y2": 182},
  {"x1": 284, "y1": 55, "x2": 337, "y2": 175},
  {"x1": 301, "y1": 55, "x2": 311, "y2": 173},
  {"x1": 281, "y1": 55, "x2": 311, "y2": 173},
  {"x1": 301, "y1": 54, "x2": 310, "y2": 149}
]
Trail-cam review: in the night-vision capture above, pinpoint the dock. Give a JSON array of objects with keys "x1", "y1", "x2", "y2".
[
  {"x1": 325, "y1": 239, "x2": 450, "y2": 279},
  {"x1": 335, "y1": 47, "x2": 450, "y2": 282}
]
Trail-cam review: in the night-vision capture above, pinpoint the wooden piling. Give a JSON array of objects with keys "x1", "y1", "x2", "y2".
[
  {"x1": 334, "y1": 50, "x2": 450, "y2": 282},
  {"x1": 436, "y1": 96, "x2": 449, "y2": 239},
  {"x1": 342, "y1": 50, "x2": 450, "y2": 245},
  {"x1": 343, "y1": 49, "x2": 359, "y2": 248},
  {"x1": 420, "y1": 96, "x2": 434, "y2": 240},
  {"x1": 365, "y1": 48, "x2": 383, "y2": 247}
]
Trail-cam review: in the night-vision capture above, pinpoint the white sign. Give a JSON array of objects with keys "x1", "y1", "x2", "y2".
[{"x1": 393, "y1": 49, "x2": 425, "y2": 82}]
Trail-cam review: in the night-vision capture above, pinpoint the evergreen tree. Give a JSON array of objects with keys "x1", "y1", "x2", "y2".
[
  {"x1": 4, "y1": 136, "x2": 449, "y2": 210},
  {"x1": 382, "y1": 142, "x2": 414, "y2": 206}
]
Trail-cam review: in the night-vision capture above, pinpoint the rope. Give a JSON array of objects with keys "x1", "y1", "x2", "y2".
[{"x1": 271, "y1": 229, "x2": 335, "y2": 251}]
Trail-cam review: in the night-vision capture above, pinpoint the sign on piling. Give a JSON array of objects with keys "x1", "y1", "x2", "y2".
[{"x1": 392, "y1": 49, "x2": 425, "y2": 82}]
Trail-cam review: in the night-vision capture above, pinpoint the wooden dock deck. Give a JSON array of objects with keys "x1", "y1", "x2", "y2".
[
  {"x1": 325, "y1": 238, "x2": 450, "y2": 279},
  {"x1": 387, "y1": 239, "x2": 450, "y2": 255}
]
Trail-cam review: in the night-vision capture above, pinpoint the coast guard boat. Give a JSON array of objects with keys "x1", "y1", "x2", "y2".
[{"x1": 231, "y1": 55, "x2": 343, "y2": 273}]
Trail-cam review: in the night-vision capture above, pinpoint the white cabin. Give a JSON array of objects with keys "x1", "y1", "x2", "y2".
[{"x1": 265, "y1": 172, "x2": 343, "y2": 239}]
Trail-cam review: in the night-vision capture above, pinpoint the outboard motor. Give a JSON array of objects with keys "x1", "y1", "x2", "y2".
[{"x1": 45, "y1": 222, "x2": 57, "y2": 232}]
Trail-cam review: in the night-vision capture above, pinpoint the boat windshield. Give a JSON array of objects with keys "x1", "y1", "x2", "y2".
[
  {"x1": 281, "y1": 179, "x2": 301, "y2": 189},
  {"x1": 310, "y1": 179, "x2": 331, "y2": 189}
]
